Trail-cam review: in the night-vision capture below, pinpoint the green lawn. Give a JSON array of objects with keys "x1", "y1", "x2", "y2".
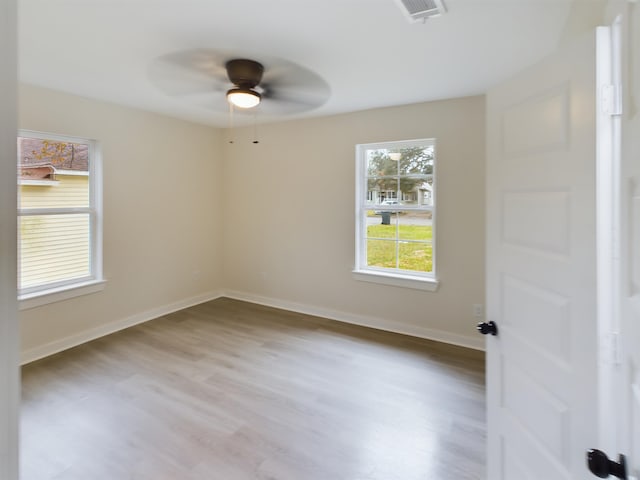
[{"x1": 367, "y1": 224, "x2": 433, "y2": 272}]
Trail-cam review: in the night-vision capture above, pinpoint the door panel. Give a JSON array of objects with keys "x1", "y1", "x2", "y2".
[
  {"x1": 502, "y1": 274, "x2": 571, "y2": 366},
  {"x1": 486, "y1": 32, "x2": 599, "y2": 479}
]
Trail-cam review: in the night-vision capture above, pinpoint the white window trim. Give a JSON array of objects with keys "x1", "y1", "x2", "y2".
[
  {"x1": 19, "y1": 279, "x2": 106, "y2": 310},
  {"x1": 354, "y1": 138, "x2": 439, "y2": 290},
  {"x1": 18, "y1": 130, "x2": 104, "y2": 307},
  {"x1": 352, "y1": 269, "x2": 439, "y2": 291},
  {"x1": 18, "y1": 179, "x2": 60, "y2": 186},
  {"x1": 56, "y1": 169, "x2": 89, "y2": 177}
]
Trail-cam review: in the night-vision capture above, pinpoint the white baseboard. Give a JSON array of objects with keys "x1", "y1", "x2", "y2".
[
  {"x1": 22, "y1": 289, "x2": 485, "y2": 364},
  {"x1": 21, "y1": 290, "x2": 224, "y2": 365},
  {"x1": 222, "y1": 290, "x2": 485, "y2": 351}
]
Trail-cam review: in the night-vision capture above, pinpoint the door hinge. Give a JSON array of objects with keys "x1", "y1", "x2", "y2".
[
  {"x1": 612, "y1": 331, "x2": 622, "y2": 366},
  {"x1": 600, "y1": 331, "x2": 622, "y2": 366},
  {"x1": 601, "y1": 84, "x2": 623, "y2": 116}
]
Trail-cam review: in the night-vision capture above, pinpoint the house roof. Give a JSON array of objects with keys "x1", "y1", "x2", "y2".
[
  {"x1": 18, "y1": 163, "x2": 56, "y2": 180},
  {"x1": 18, "y1": 0, "x2": 578, "y2": 127}
]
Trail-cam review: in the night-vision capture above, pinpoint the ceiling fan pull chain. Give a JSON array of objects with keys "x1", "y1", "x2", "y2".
[
  {"x1": 253, "y1": 112, "x2": 259, "y2": 144},
  {"x1": 228, "y1": 102, "x2": 235, "y2": 144}
]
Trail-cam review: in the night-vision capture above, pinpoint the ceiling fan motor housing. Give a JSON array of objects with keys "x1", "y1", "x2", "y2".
[{"x1": 225, "y1": 59, "x2": 264, "y2": 88}]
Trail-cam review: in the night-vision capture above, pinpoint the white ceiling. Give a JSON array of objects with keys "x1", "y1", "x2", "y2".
[{"x1": 19, "y1": 0, "x2": 573, "y2": 127}]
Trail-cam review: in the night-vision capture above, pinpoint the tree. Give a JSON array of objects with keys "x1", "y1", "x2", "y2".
[
  {"x1": 30, "y1": 140, "x2": 75, "y2": 167},
  {"x1": 18, "y1": 137, "x2": 89, "y2": 171},
  {"x1": 367, "y1": 146, "x2": 433, "y2": 199}
]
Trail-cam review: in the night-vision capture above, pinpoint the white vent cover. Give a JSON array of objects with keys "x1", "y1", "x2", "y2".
[{"x1": 394, "y1": 0, "x2": 447, "y2": 22}]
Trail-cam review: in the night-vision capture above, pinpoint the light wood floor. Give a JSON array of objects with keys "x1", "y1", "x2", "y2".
[{"x1": 21, "y1": 298, "x2": 486, "y2": 480}]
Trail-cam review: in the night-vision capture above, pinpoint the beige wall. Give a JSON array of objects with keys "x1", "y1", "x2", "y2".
[
  {"x1": 17, "y1": 87, "x2": 486, "y2": 358},
  {"x1": 19, "y1": 84, "x2": 224, "y2": 360},
  {"x1": 222, "y1": 96, "x2": 486, "y2": 348},
  {"x1": 18, "y1": 89, "x2": 486, "y2": 356},
  {"x1": 558, "y1": 0, "x2": 607, "y2": 47}
]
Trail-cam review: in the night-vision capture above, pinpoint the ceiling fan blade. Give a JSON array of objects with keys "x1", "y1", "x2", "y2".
[
  {"x1": 149, "y1": 48, "x2": 330, "y2": 115},
  {"x1": 175, "y1": 91, "x2": 228, "y2": 109},
  {"x1": 148, "y1": 49, "x2": 230, "y2": 96},
  {"x1": 257, "y1": 62, "x2": 330, "y2": 114},
  {"x1": 261, "y1": 84, "x2": 329, "y2": 112}
]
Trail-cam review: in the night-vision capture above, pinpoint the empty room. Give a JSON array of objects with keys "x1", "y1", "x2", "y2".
[{"x1": 1, "y1": 0, "x2": 639, "y2": 479}]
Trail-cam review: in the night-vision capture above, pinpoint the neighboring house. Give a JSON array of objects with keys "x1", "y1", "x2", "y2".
[
  {"x1": 368, "y1": 181, "x2": 433, "y2": 206},
  {"x1": 18, "y1": 146, "x2": 90, "y2": 290}
]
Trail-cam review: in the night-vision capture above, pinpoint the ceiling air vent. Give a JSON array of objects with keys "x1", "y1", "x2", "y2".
[{"x1": 394, "y1": 0, "x2": 447, "y2": 22}]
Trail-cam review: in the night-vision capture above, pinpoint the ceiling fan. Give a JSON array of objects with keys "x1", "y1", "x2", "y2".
[
  {"x1": 148, "y1": 49, "x2": 330, "y2": 116},
  {"x1": 225, "y1": 58, "x2": 264, "y2": 109}
]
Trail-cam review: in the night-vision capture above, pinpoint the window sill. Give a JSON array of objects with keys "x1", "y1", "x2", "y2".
[
  {"x1": 19, "y1": 279, "x2": 107, "y2": 310},
  {"x1": 352, "y1": 270, "x2": 439, "y2": 292}
]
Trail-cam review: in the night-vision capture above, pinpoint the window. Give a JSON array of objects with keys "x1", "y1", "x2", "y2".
[
  {"x1": 17, "y1": 131, "x2": 104, "y2": 306},
  {"x1": 354, "y1": 138, "x2": 437, "y2": 291}
]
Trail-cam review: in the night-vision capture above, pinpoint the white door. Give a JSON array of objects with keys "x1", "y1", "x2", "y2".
[
  {"x1": 616, "y1": 2, "x2": 640, "y2": 477},
  {"x1": 485, "y1": 31, "x2": 601, "y2": 479}
]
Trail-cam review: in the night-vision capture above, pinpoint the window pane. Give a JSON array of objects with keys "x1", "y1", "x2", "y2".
[
  {"x1": 397, "y1": 211, "x2": 433, "y2": 241},
  {"x1": 366, "y1": 239, "x2": 397, "y2": 269},
  {"x1": 18, "y1": 137, "x2": 90, "y2": 208},
  {"x1": 365, "y1": 179, "x2": 378, "y2": 206},
  {"x1": 398, "y1": 242, "x2": 433, "y2": 272},
  {"x1": 367, "y1": 212, "x2": 398, "y2": 238},
  {"x1": 19, "y1": 214, "x2": 91, "y2": 290},
  {"x1": 420, "y1": 177, "x2": 434, "y2": 206},
  {"x1": 366, "y1": 149, "x2": 398, "y2": 178},
  {"x1": 366, "y1": 185, "x2": 400, "y2": 206},
  {"x1": 399, "y1": 145, "x2": 434, "y2": 175},
  {"x1": 398, "y1": 176, "x2": 429, "y2": 206}
]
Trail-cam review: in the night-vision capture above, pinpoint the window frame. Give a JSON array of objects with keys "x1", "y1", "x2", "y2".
[
  {"x1": 353, "y1": 138, "x2": 439, "y2": 291},
  {"x1": 17, "y1": 130, "x2": 105, "y2": 309}
]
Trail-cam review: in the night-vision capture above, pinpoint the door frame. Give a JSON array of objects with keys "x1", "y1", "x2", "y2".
[
  {"x1": 603, "y1": 1, "x2": 640, "y2": 474},
  {"x1": 595, "y1": 19, "x2": 623, "y2": 454},
  {"x1": 0, "y1": 0, "x2": 19, "y2": 478}
]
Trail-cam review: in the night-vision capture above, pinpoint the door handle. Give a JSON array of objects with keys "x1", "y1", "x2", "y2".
[
  {"x1": 587, "y1": 449, "x2": 627, "y2": 479},
  {"x1": 476, "y1": 321, "x2": 498, "y2": 336}
]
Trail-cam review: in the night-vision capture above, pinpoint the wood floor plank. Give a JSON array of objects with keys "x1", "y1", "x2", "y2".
[{"x1": 21, "y1": 298, "x2": 486, "y2": 479}]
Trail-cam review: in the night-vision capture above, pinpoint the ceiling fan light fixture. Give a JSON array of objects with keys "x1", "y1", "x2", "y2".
[{"x1": 227, "y1": 88, "x2": 261, "y2": 109}]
